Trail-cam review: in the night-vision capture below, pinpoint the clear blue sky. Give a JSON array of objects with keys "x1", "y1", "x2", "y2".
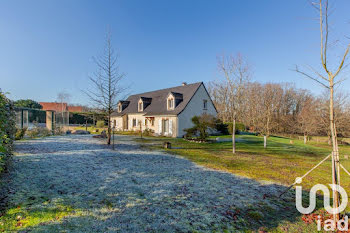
[{"x1": 1, "y1": 0, "x2": 350, "y2": 105}]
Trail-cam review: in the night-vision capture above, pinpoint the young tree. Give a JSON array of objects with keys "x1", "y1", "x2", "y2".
[
  {"x1": 295, "y1": 0, "x2": 350, "y2": 221},
  {"x1": 84, "y1": 31, "x2": 126, "y2": 145},
  {"x1": 57, "y1": 92, "x2": 71, "y2": 126},
  {"x1": 216, "y1": 53, "x2": 251, "y2": 154}
]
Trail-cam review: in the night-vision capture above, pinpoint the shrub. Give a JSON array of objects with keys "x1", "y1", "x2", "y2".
[
  {"x1": 27, "y1": 127, "x2": 52, "y2": 138},
  {"x1": 143, "y1": 128, "x2": 154, "y2": 136},
  {"x1": 214, "y1": 119, "x2": 229, "y2": 135},
  {"x1": 0, "y1": 91, "x2": 16, "y2": 153},
  {"x1": 96, "y1": 120, "x2": 105, "y2": 128},
  {"x1": 184, "y1": 114, "x2": 215, "y2": 140},
  {"x1": 15, "y1": 127, "x2": 27, "y2": 140},
  {"x1": 226, "y1": 122, "x2": 246, "y2": 135}
]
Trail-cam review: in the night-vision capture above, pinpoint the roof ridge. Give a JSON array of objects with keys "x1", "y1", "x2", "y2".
[{"x1": 128, "y1": 82, "x2": 202, "y2": 97}]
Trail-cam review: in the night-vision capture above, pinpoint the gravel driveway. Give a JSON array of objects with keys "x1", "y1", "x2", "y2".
[{"x1": 3, "y1": 135, "x2": 295, "y2": 232}]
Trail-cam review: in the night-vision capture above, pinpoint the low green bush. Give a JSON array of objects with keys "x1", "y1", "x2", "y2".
[
  {"x1": 15, "y1": 127, "x2": 27, "y2": 140},
  {"x1": 184, "y1": 114, "x2": 215, "y2": 140},
  {"x1": 27, "y1": 127, "x2": 52, "y2": 138},
  {"x1": 214, "y1": 119, "x2": 229, "y2": 135},
  {"x1": 226, "y1": 122, "x2": 246, "y2": 135},
  {"x1": 143, "y1": 128, "x2": 154, "y2": 136},
  {"x1": 96, "y1": 120, "x2": 105, "y2": 128}
]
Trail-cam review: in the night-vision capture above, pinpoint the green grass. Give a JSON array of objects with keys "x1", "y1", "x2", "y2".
[
  {"x1": 0, "y1": 202, "x2": 82, "y2": 232},
  {"x1": 137, "y1": 134, "x2": 350, "y2": 191}
]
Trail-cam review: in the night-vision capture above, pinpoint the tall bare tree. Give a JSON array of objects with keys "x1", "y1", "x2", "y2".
[
  {"x1": 295, "y1": 0, "x2": 350, "y2": 222},
  {"x1": 85, "y1": 31, "x2": 126, "y2": 145},
  {"x1": 57, "y1": 92, "x2": 71, "y2": 126},
  {"x1": 216, "y1": 53, "x2": 251, "y2": 154}
]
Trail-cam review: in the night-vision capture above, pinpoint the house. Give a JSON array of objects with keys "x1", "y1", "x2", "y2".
[
  {"x1": 39, "y1": 102, "x2": 84, "y2": 112},
  {"x1": 111, "y1": 82, "x2": 217, "y2": 137}
]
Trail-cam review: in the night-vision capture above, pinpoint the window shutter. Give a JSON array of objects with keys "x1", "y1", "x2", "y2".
[
  {"x1": 158, "y1": 119, "x2": 162, "y2": 134},
  {"x1": 169, "y1": 119, "x2": 173, "y2": 135}
]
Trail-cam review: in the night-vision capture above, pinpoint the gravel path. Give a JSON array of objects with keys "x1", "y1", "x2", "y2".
[{"x1": 4, "y1": 135, "x2": 293, "y2": 232}]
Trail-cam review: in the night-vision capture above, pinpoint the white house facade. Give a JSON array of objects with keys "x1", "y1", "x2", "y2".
[{"x1": 111, "y1": 82, "x2": 217, "y2": 137}]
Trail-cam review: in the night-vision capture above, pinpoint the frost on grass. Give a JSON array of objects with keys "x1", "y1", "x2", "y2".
[{"x1": 1, "y1": 135, "x2": 296, "y2": 232}]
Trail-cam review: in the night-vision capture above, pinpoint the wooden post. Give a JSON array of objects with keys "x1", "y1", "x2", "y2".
[{"x1": 112, "y1": 127, "x2": 115, "y2": 150}]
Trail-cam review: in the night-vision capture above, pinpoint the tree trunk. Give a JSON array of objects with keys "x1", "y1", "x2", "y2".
[
  {"x1": 107, "y1": 115, "x2": 111, "y2": 145},
  {"x1": 264, "y1": 135, "x2": 267, "y2": 148},
  {"x1": 329, "y1": 80, "x2": 340, "y2": 222},
  {"x1": 304, "y1": 134, "x2": 307, "y2": 144},
  {"x1": 232, "y1": 119, "x2": 236, "y2": 154}
]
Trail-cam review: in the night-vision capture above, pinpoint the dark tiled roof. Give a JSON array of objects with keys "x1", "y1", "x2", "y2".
[{"x1": 112, "y1": 82, "x2": 202, "y2": 116}]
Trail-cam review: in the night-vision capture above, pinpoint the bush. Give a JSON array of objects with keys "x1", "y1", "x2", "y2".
[
  {"x1": 15, "y1": 127, "x2": 27, "y2": 140},
  {"x1": 27, "y1": 127, "x2": 52, "y2": 138},
  {"x1": 96, "y1": 120, "x2": 105, "y2": 128},
  {"x1": 214, "y1": 119, "x2": 229, "y2": 135},
  {"x1": 226, "y1": 122, "x2": 246, "y2": 135},
  {"x1": 184, "y1": 114, "x2": 215, "y2": 140},
  {"x1": 143, "y1": 128, "x2": 154, "y2": 136},
  {"x1": 0, "y1": 91, "x2": 16, "y2": 154}
]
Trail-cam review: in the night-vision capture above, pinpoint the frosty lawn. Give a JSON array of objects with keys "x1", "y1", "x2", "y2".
[{"x1": 1, "y1": 135, "x2": 306, "y2": 232}]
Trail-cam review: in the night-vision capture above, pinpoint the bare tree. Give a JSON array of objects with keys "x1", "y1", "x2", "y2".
[
  {"x1": 57, "y1": 92, "x2": 71, "y2": 126},
  {"x1": 57, "y1": 92, "x2": 71, "y2": 112},
  {"x1": 84, "y1": 31, "x2": 126, "y2": 145},
  {"x1": 216, "y1": 53, "x2": 251, "y2": 154},
  {"x1": 297, "y1": 95, "x2": 319, "y2": 144},
  {"x1": 295, "y1": 0, "x2": 350, "y2": 221}
]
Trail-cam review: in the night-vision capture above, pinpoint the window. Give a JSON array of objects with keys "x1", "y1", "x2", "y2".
[
  {"x1": 118, "y1": 104, "x2": 122, "y2": 112},
  {"x1": 163, "y1": 119, "x2": 169, "y2": 133},
  {"x1": 145, "y1": 119, "x2": 148, "y2": 126},
  {"x1": 133, "y1": 118, "x2": 137, "y2": 127},
  {"x1": 138, "y1": 101, "x2": 143, "y2": 111},
  {"x1": 151, "y1": 119, "x2": 154, "y2": 126},
  {"x1": 167, "y1": 98, "x2": 174, "y2": 110},
  {"x1": 203, "y1": 100, "x2": 208, "y2": 110},
  {"x1": 113, "y1": 120, "x2": 116, "y2": 128}
]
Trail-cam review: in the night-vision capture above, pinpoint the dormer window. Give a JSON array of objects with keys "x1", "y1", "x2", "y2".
[
  {"x1": 117, "y1": 100, "x2": 130, "y2": 113},
  {"x1": 167, "y1": 92, "x2": 183, "y2": 110},
  {"x1": 167, "y1": 97, "x2": 174, "y2": 110}
]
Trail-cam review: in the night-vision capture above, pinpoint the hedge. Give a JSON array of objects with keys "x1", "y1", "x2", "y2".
[
  {"x1": 0, "y1": 91, "x2": 16, "y2": 153},
  {"x1": 0, "y1": 91, "x2": 16, "y2": 175}
]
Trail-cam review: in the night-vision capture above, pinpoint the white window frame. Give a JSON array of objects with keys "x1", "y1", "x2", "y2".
[
  {"x1": 167, "y1": 97, "x2": 174, "y2": 110},
  {"x1": 138, "y1": 100, "x2": 143, "y2": 112}
]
